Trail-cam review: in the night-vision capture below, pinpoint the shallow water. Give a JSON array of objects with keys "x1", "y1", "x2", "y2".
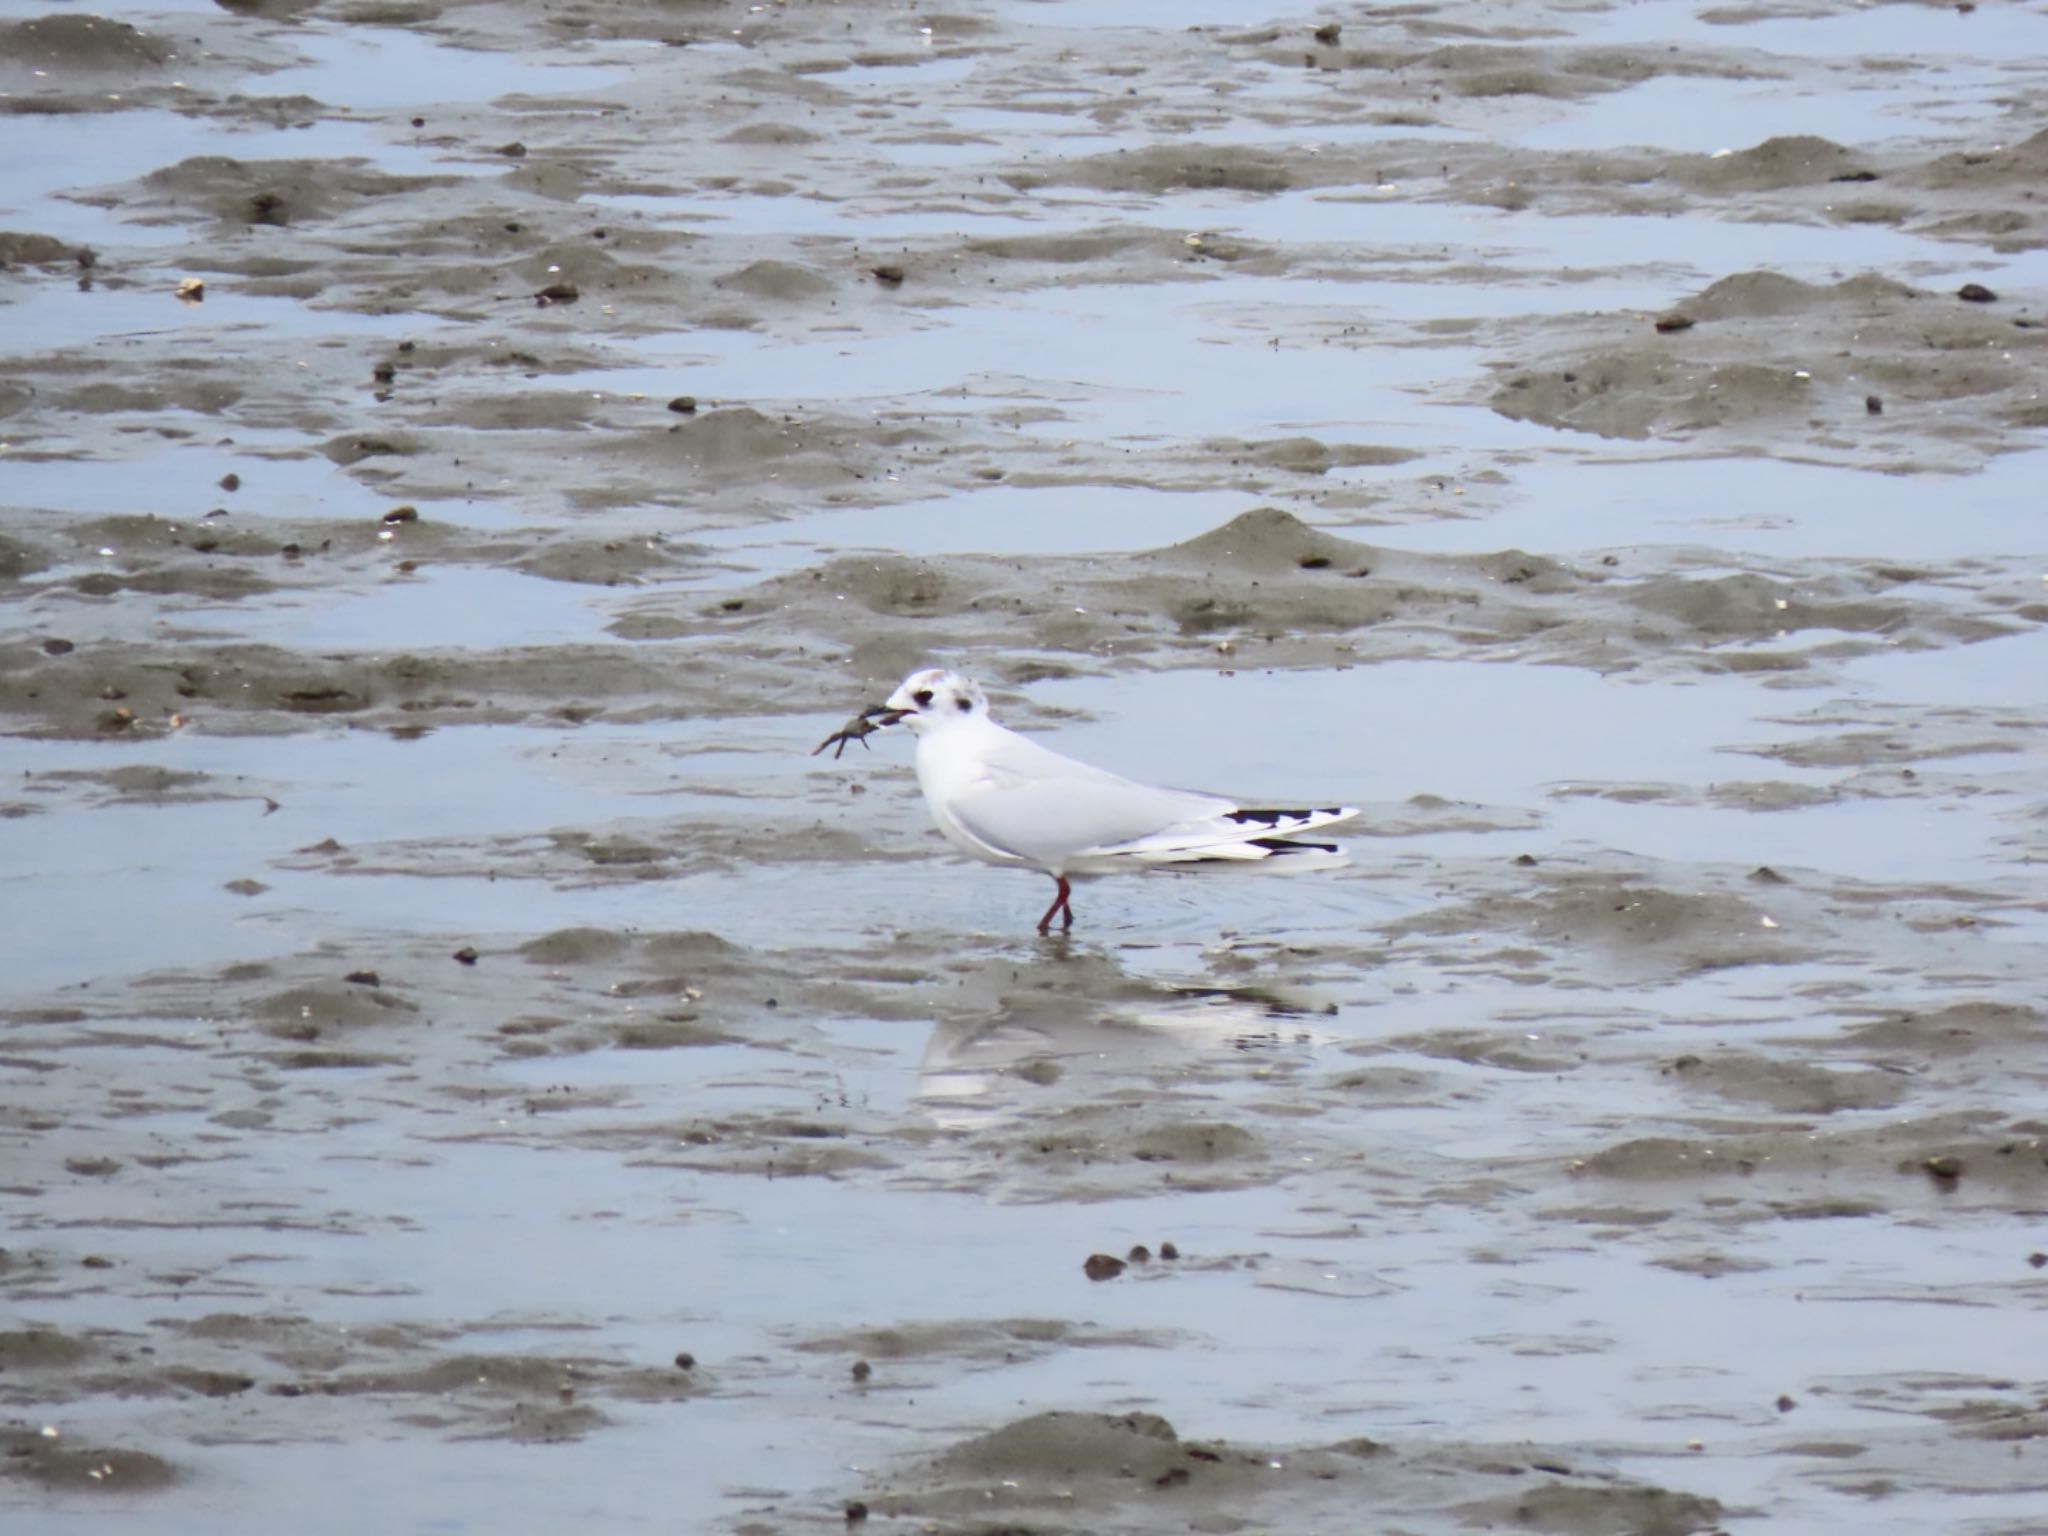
[{"x1": 4, "y1": 1, "x2": 2047, "y2": 1533}]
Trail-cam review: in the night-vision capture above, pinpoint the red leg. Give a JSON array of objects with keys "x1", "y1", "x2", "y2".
[{"x1": 1036, "y1": 875, "x2": 1074, "y2": 934}]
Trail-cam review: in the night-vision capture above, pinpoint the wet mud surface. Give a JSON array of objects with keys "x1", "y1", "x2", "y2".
[{"x1": 4, "y1": 1, "x2": 2046, "y2": 1532}]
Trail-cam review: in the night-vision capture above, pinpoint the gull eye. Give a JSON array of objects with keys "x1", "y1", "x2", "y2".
[
  {"x1": 912, "y1": 689, "x2": 934, "y2": 708},
  {"x1": 956, "y1": 696, "x2": 972, "y2": 712}
]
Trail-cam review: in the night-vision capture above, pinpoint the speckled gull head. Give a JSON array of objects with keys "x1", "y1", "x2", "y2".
[
  {"x1": 883, "y1": 668, "x2": 987, "y2": 733},
  {"x1": 813, "y1": 666, "x2": 1359, "y2": 935}
]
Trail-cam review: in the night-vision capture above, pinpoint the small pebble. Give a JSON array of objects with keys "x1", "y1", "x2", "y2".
[
  {"x1": 1654, "y1": 312, "x2": 1695, "y2": 333},
  {"x1": 1083, "y1": 1253, "x2": 1126, "y2": 1281},
  {"x1": 1923, "y1": 1154, "x2": 1964, "y2": 1183},
  {"x1": 1865, "y1": 394, "x2": 1884, "y2": 415},
  {"x1": 1127, "y1": 1244, "x2": 1152, "y2": 1263},
  {"x1": 850, "y1": 1359, "x2": 871, "y2": 1383},
  {"x1": 1776, "y1": 1395, "x2": 1798, "y2": 1413},
  {"x1": 219, "y1": 473, "x2": 241, "y2": 492},
  {"x1": 673, "y1": 1352, "x2": 696, "y2": 1371},
  {"x1": 41, "y1": 637, "x2": 75, "y2": 656},
  {"x1": 1313, "y1": 21, "x2": 1341, "y2": 44},
  {"x1": 1159, "y1": 1241, "x2": 1180, "y2": 1261},
  {"x1": 381, "y1": 506, "x2": 419, "y2": 525},
  {"x1": 843, "y1": 1501, "x2": 868, "y2": 1525},
  {"x1": 1957, "y1": 282, "x2": 1997, "y2": 303},
  {"x1": 668, "y1": 396, "x2": 698, "y2": 414},
  {"x1": 871, "y1": 264, "x2": 905, "y2": 287},
  {"x1": 452, "y1": 946, "x2": 479, "y2": 966},
  {"x1": 343, "y1": 970, "x2": 381, "y2": 987}
]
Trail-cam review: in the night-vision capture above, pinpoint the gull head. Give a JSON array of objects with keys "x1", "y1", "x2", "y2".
[{"x1": 885, "y1": 668, "x2": 989, "y2": 735}]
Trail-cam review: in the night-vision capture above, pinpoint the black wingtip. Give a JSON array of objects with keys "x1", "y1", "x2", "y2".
[{"x1": 1227, "y1": 806, "x2": 1350, "y2": 828}]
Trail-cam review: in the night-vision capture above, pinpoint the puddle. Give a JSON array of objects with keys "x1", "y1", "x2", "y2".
[
  {"x1": 584, "y1": 186, "x2": 1053, "y2": 238},
  {"x1": 696, "y1": 484, "x2": 1256, "y2": 565},
  {"x1": 828, "y1": 53, "x2": 981, "y2": 91},
  {"x1": 1840, "y1": 622, "x2": 2048, "y2": 708},
  {"x1": 0, "y1": 721, "x2": 780, "y2": 986},
  {"x1": 1173, "y1": 191, "x2": 2048, "y2": 292},
  {"x1": 177, "y1": 563, "x2": 623, "y2": 649},
  {"x1": 1031, "y1": 665, "x2": 1787, "y2": 807},
  {"x1": 1518, "y1": 72, "x2": 2000, "y2": 152},
  {"x1": 1595, "y1": 0, "x2": 2048, "y2": 62},
  {"x1": 883, "y1": 114, "x2": 1482, "y2": 169},
  {"x1": 591, "y1": 278, "x2": 1500, "y2": 442},
  {"x1": 2, "y1": 279, "x2": 426, "y2": 353},
  {"x1": 6, "y1": 110, "x2": 452, "y2": 212},
  {"x1": 1028, "y1": 663, "x2": 2031, "y2": 883},
  {"x1": 258, "y1": 25, "x2": 640, "y2": 111},
  {"x1": 1006, "y1": 0, "x2": 1261, "y2": 28},
  {"x1": 1368, "y1": 449, "x2": 2048, "y2": 561},
  {"x1": 4, "y1": 449, "x2": 412, "y2": 522}
]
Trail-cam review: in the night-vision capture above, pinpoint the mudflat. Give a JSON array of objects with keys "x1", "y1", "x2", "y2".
[{"x1": 3, "y1": 2, "x2": 2045, "y2": 1533}]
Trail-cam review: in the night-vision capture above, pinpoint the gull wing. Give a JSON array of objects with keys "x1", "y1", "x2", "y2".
[
  {"x1": 938, "y1": 723, "x2": 1356, "y2": 870},
  {"x1": 940, "y1": 727, "x2": 1232, "y2": 868},
  {"x1": 1088, "y1": 803, "x2": 1360, "y2": 859}
]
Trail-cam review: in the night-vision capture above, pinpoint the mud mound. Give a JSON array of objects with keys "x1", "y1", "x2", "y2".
[
  {"x1": 1915, "y1": 126, "x2": 2048, "y2": 189},
  {"x1": 129, "y1": 157, "x2": 457, "y2": 228},
  {"x1": 713, "y1": 258, "x2": 838, "y2": 301},
  {"x1": 1686, "y1": 271, "x2": 1919, "y2": 320},
  {"x1": 1622, "y1": 570, "x2": 1918, "y2": 640},
  {"x1": 0, "y1": 231, "x2": 89, "y2": 269},
  {"x1": 1835, "y1": 1000, "x2": 2047, "y2": 1057},
  {"x1": 936, "y1": 1409, "x2": 1182, "y2": 1479},
  {"x1": 1664, "y1": 1051, "x2": 1911, "y2": 1115},
  {"x1": 1016, "y1": 144, "x2": 1296, "y2": 194},
  {"x1": 252, "y1": 982, "x2": 420, "y2": 1039},
  {"x1": 864, "y1": 1410, "x2": 1722, "y2": 1534},
  {"x1": 0, "y1": 15, "x2": 172, "y2": 73},
  {"x1": 793, "y1": 1317, "x2": 1174, "y2": 1365},
  {"x1": 1147, "y1": 506, "x2": 1372, "y2": 575},
  {"x1": 1676, "y1": 134, "x2": 1869, "y2": 190},
  {"x1": 1490, "y1": 265, "x2": 2048, "y2": 460},
  {"x1": 613, "y1": 405, "x2": 890, "y2": 487},
  {"x1": 0, "y1": 1428, "x2": 178, "y2": 1492}
]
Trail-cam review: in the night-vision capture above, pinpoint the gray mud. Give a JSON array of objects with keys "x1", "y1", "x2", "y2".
[{"x1": 4, "y1": 1, "x2": 2046, "y2": 1533}]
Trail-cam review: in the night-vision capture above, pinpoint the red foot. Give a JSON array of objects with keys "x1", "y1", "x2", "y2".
[{"x1": 1035, "y1": 875, "x2": 1074, "y2": 934}]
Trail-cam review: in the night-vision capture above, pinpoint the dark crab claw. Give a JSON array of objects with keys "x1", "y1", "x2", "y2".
[{"x1": 811, "y1": 704, "x2": 908, "y2": 759}]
